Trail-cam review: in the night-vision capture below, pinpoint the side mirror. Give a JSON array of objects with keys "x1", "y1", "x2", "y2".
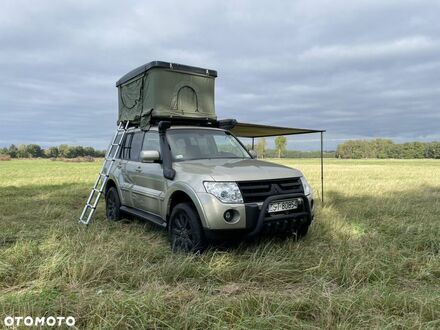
[
  {"x1": 140, "y1": 150, "x2": 160, "y2": 162},
  {"x1": 248, "y1": 149, "x2": 257, "y2": 159}
]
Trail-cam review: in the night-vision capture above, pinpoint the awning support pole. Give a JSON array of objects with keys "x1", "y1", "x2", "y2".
[
  {"x1": 252, "y1": 137, "x2": 255, "y2": 149},
  {"x1": 320, "y1": 131, "x2": 324, "y2": 204}
]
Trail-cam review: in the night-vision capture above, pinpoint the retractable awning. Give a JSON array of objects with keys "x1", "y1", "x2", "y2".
[
  {"x1": 228, "y1": 121, "x2": 326, "y2": 204},
  {"x1": 230, "y1": 122, "x2": 324, "y2": 138}
]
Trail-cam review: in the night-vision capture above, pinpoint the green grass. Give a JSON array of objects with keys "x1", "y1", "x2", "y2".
[{"x1": 0, "y1": 158, "x2": 439, "y2": 329}]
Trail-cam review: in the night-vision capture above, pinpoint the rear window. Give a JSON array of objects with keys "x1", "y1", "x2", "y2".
[{"x1": 120, "y1": 133, "x2": 133, "y2": 160}]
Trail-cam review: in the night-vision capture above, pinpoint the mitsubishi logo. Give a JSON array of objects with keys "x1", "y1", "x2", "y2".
[{"x1": 271, "y1": 184, "x2": 281, "y2": 194}]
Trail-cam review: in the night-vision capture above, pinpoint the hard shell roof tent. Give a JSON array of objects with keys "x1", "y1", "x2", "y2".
[{"x1": 116, "y1": 61, "x2": 218, "y2": 129}]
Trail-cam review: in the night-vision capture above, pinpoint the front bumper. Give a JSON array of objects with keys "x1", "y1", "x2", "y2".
[
  {"x1": 244, "y1": 193, "x2": 312, "y2": 238},
  {"x1": 199, "y1": 192, "x2": 314, "y2": 240}
]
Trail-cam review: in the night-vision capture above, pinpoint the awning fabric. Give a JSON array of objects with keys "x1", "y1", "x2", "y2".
[{"x1": 230, "y1": 122, "x2": 325, "y2": 138}]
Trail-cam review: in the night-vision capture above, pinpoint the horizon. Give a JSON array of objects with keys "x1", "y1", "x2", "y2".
[{"x1": 4, "y1": 136, "x2": 440, "y2": 154}]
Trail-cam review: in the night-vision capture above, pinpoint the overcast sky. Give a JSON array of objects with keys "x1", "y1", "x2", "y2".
[{"x1": 1, "y1": 0, "x2": 439, "y2": 150}]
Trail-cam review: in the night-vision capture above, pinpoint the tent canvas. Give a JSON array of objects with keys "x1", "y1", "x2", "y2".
[
  {"x1": 116, "y1": 61, "x2": 217, "y2": 129},
  {"x1": 229, "y1": 122, "x2": 324, "y2": 138}
]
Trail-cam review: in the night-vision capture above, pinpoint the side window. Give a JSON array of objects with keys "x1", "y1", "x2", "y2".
[
  {"x1": 130, "y1": 131, "x2": 144, "y2": 161},
  {"x1": 120, "y1": 133, "x2": 133, "y2": 160},
  {"x1": 142, "y1": 132, "x2": 160, "y2": 152}
]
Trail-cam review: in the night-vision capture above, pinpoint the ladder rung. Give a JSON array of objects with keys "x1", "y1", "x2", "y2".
[
  {"x1": 105, "y1": 158, "x2": 115, "y2": 161},
  {"x1": 93, "y1": 188, "x2": 102, "y2": 193},
  {"x1": 100, "y1": 173, "x2": 108, "y2": 177},
  {"x1": 86, "y1": 203, "x2": 96, "y2": 209}
]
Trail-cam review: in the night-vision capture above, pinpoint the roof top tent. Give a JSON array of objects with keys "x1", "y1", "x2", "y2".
[{"x1": 116, "y1": 61, "x2": 218, "y2": 129}]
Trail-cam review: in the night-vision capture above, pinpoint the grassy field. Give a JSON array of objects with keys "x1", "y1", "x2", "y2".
[{"x1": 0, "y1": 158, "x2": 439, "y2": 329}]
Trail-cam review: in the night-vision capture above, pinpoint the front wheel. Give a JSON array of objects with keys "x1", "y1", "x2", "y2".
[
  {"x1": 169, "y1": 203, "x2": 206, "y2": 253},
  {"x1": 293, "y1": 219, "x2": 310, "y2": 239},
  {"x1": 106, "y1": 187, "x2": 122, "y2": 221}
]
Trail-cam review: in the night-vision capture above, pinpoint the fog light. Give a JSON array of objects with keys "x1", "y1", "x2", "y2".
[
  {"x1": 224, "y1": 210, "x2": 233, "y2": 222},
  {"x1": 224, "y1": 209, "x2": 239, "y2": 223}
]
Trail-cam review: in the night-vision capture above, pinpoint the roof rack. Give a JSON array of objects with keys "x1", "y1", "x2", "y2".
[{"x1": 149, "y1": 116, "x2": 218, "y2": 127}]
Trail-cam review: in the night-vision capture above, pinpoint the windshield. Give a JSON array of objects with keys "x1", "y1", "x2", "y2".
[{"x1": 167, "y1": 129, "x2": 251, "y2": 161}]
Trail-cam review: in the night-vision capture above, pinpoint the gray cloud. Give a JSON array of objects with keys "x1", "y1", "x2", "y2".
[{"x1": 1, "y1": 0, "x2": 439, "y2": 150}]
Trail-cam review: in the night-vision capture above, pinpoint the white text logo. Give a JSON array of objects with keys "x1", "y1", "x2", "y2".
[{"x1": 3, "y1": 316, "x2": 76, "y2": 327}]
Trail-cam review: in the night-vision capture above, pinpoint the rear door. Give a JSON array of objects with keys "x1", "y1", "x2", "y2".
[
  {"x1": 117, "y1": 132, "x2": 133, "y2": 206},
  {"x1": 129, "y1": 131, "x2": 165, "y2": 216}
]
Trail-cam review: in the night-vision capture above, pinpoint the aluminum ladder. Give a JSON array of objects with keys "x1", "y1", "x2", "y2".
[{"x1": 79, "y1": 121, "x2": 130, "y2": 225}]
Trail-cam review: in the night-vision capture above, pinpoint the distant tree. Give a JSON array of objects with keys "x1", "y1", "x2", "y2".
[
  {"x1": 275, "y1": 136, "x2": 287, "y2": 158},
  {"x1": 17, "y1": 144, "x2": 29, "y2": 158},
  {"x1": 26, "y1": 144, "x2": 43, "y2": 158},
  {"x1": 425, "y1": 142, "x2": 440, "y2": 159},
  {"x1": 256, "y1": 138, "x2": 266, "y2": 158},
  {"x1": 94, "y1": 149, "x2": 106, "y2": 158},
  {"x1": 44, "y1": 146, "x2": 59, "y2": 158},
  {"x1": 8, "y1": 144, "x2": 18, "y2": 158},
  {"x1": 73, "y1": 146, "x2": 85, "y2": 157},
  {"x1": 83, "y1": 146, "x2": 96, "y2": 157},
  {"x1": 58, "y1": 144, "x2": 70, "y2": 158}
]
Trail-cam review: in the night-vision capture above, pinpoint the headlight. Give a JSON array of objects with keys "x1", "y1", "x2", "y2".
[
  {"x1": 203, "y1": 181, "x2": 244, "y2": 204},
  {"x1": 300, "y1": 176, "x2": 312, "y2": 196}
]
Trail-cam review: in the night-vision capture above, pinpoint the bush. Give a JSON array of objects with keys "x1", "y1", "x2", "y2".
[{"x1": 0, "y1": 154, "x2": 11, "y2": 161}]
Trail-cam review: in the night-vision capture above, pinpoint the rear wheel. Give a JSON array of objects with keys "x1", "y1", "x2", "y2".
[
  {"x1": 106, "y1": 187, "x2": 121, "y2": 221},
  {"x1": 169, "y1": 203, "x2": 206, "y2": 253}
]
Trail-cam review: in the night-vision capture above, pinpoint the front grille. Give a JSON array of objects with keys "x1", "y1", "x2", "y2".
[{"x1": 237, "y1": 177, "x2": 303, "y2": 203}]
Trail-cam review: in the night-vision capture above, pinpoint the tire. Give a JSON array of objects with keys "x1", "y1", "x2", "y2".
[
  {"x1": 293, "y1": 219, "x2": 310, "y2": 239},
  {"x1": 106, "y1": 187, "x2": 122, "y2": 221},
  {"x1": 169, "y1": 202, "x2": 206, "y2": 253}
]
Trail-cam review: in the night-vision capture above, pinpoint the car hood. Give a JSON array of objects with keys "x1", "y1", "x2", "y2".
[{"x1": 173, "y1": 158, "x2": 303, "y2": 181}]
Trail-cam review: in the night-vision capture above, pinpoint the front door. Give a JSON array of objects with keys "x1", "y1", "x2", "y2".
[{"x1": 127, "y1": 131, "x2": 165, "y2": 216}]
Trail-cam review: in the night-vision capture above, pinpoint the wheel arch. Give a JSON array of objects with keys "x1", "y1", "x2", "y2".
[
  {"x1": 104, "y1": 178, "x2": 117, "y2": 196},
  {"x1": 166, "y1": 188, "x2": 208, "y2": 229}
]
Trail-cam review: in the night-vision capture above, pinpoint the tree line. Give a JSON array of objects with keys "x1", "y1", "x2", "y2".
[
  {"x1": 249, "y1": 137, "x2": 335, "y2": 158},
  {"x1": 248, "y1": 137, "x2": 440, "y2": 159},
  {"x1": 3, "y1": 139, "x2": 438, "y2": 160},
  {"x1": 0, "y1": 144, "x2": 106, "y2": 158},
  {"x1": 336, "y1": 139, "x2": 440, "y2": 159}
]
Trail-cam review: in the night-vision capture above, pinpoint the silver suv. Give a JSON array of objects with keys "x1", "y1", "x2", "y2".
[{"x1": 105, "y1": 123, "x2": 314, "y2": 252}]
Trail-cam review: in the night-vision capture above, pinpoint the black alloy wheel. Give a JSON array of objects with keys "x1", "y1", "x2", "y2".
[
  {"x1": 106, "y1": 187, "x2": 121, "y2": 221},
  {"x1": 169, "y1": 203, "x2": 205, "y2": 253}
]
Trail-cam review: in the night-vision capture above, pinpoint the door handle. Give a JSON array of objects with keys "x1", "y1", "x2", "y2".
[
  {"x1": 116, "y1": 164, "x2": 122, "y2": 169},
  {"x1": 135, "y1": 166, "x2": 142, "y2": 173}
]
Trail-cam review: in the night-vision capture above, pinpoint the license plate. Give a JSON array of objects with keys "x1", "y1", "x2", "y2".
[{"x1": 268, "y1": 199, "x2": 300, "y2": 213}]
